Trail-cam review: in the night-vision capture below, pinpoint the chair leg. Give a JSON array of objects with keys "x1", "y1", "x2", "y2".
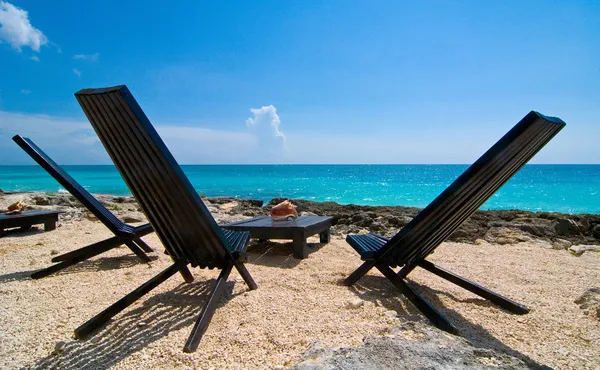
[
  {"x1": 51, "y1": 236, "x2": 123, "y2": 262},
  {"x1": 183, "y1": 264, "x2": 233, "y2": 353},
  {"x1": 74, "y1": 262, "x2": 184, "y2": 339},
  {"x1": 418, "y1": 260, "x2": 530, "y2": 314},
  {"x1": 179, "y1": 265, "x2": 195, "y2": 283},
  {"x1": 234, "y1": 261, "x2": 257, "y2": 290},
  {"x1": 343, "y1": 260, "x2": 376, "y2": 286},
  {"x1": 124, "y1": 240, "x2": 152, "y2": 263},
  {"x1": 376, "y1": 264, "x2": 459, "y2": 335},
  {"x1": 133, "y1": 238, "x2": 154, "y2": 253},
  {"x1": 397, "y1": 262, "x2": 418, "y2": 278}
]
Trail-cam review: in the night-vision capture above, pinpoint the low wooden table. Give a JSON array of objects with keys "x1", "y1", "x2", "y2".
[
  {"x1": 222, "y1": 215, "x2": 333, "y2": 259},
  {"x1": 0, "y1": 210, "x2": 63, "y2": 236}
]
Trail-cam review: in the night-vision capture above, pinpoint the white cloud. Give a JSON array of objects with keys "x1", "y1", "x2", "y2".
[
  {"x1": 20, "y1": 89, "x2": 31, "y2": 94},
  {"x1": 246, "y1": 105, "x2": 285, "y2": 141},
  {"x1": 245, "y1": 105, "x2": 287, "y2": 162},
  {"x1": 73, "y1": 53, "x2": 99, "y2": 62},
  {"x1": 30, "y1": 55, "x2": 39, "y2": 62},
  {"x1": 73, "y1": 68, "x2": 81, "y2": 79},
  {"x1": 0, "y1": 1, "x2": 47, "y2": 52}
]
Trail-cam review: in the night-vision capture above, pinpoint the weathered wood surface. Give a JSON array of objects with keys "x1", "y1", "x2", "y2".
[
  {"x1": 223, "y1": 215, "x2": 333, "y2": 258},
  {"x1": 0, "y1": 210, "x2": 62, "y2": 234},
  {"x1": 344, "y1": 111, "x2": 566, "y2": 335}
]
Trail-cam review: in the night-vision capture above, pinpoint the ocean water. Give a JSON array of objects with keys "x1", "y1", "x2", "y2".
[{"x1": 0, "y1": 165, "x2": 598, "y2": 214}]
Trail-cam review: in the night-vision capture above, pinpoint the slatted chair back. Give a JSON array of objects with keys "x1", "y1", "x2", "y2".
[
  {"x1": 75, "y1": 85, "x2": 232, "y2": 268},
  {"x1": 12, "y1": 135, "x2": 125, "y2": 233},
  {"x1": 380, "y1": 111, "x2": 565, "y2": 266}
]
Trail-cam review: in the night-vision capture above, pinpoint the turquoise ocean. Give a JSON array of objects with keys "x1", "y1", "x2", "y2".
[{"x1": 0, "y1": 165, "x2": 598, "y2": 214}]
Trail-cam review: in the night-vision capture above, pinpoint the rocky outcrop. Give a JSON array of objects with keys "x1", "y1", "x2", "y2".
[
  {"x1": 2, "y1": 192, "x2": 599, "y2": 247},
  {"x1": 291, "y1": 322, "x2": 541, "y2": 369},
  {"x1": 267, "y1": 198, "x2": 600, "y2": 246}
]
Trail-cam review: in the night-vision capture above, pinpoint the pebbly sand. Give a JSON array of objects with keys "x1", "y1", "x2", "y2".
[{"x1": 0, "y1": 219, "x2": 599, "y2": 369}]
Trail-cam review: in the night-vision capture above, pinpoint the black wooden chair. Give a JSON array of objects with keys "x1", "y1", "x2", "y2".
[
  {"x1": 12, "y1": 135, "x2": 155, "y2": 279},
  {"x1": 73, "y1": 85, "x2": 257, "y2": 353},
  {"x1": 344, "y1": 111, "x2": 566, "y2": 334}
]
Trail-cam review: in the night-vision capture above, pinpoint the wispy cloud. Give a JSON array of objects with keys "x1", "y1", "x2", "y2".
[
  {"x1": 0, "y1": 110, "x2": 258, "y2": 165},
  {"x1": 20, "y1": 89, "x2": 31, "y2": 94},
  {"x1": 73, "y1": 53, "x2": 99, "y2": 62},
  {"x1": 30, "y1": 55, "x2": 39, "y2": 62},
  {"x1": 0, "y1": 1, "x2": 47, "y2": 52},
  {"x1": 73, "y1": 68, "x2": 81, "y2": 79}
]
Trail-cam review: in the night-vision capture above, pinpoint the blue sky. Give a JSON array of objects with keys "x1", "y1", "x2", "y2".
[{"x1": 0, "y1": 0, "x2": 598, "y2": 164}]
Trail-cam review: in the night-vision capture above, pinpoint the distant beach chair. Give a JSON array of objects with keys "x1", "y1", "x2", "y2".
[
  {"x1": 344, "y1": 111, "x2": 565, "y2": 334},
  {"x1": 73, "y1": 85, "x2": 257, "y2": 352},
  {"x1": 12, "y1": 135, "x2": 155, "y2": 279}
]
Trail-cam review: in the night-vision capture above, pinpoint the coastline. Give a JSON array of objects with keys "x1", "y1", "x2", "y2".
[
  {"x1": 2, "y1": 191, "x2": 599, "y2": 249},
  {"x1": 0, "y1": 191, "x2": 599, "y2": 368}
]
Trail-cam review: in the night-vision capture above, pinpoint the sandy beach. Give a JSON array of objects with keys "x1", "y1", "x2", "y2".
[{"x1": 0, "y1": 196, "x2": 599, "y2": 369}]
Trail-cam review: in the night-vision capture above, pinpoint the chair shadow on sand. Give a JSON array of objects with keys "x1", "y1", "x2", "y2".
[
  {"x1": 31, "y1": 280, "x2": 240, "y2": 369},
  {"x1": 349, "y1": 274, "x2": 550, "y2": 370},
  {"x1": 0, "y1": 254, "x2": 159, "y2": 284},
  {"x1": 246, "y1": 239, "x2": 327, "y2": 269}
]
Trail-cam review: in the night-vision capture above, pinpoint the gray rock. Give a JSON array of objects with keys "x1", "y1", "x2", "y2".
[
  {"x1": 345, "y1": 298, "x2": 364, "y2": 309},
  {"x1": 383, "y1": 310, "x2": 397, "y2": 319},
  {"x1": 568, "y1": 244, "x2": 600, "y2": 256},
  {"x1": 551, "y1": 239, "x2": 572, "y2": 250},
  {"x1": 291, "y1": 322, "x2": 539, "y2": 369},
  {"x1": 53, "y1": 341, "x2": 67, "y2": 354},
  {"x1": 369, "y1": 221, "x2": 386, "y2": 232},
  {"x1": 553, "y1": 219, "x2": 580, "y2": 236},
  {"x1": 574, "y1": 288, "x2": 600, "y2": 320},
  {"x1": 484, "y1": 227, "x2": 531, "y2": 245},
  {"x1": 512, "y1": 218, "x2": 555, "y2": 237},
  {"x1": 592, "y1": 224, "x2": 600, "y2": 239},
  {"x1": 120, "y1": 213, "x2": 145, "y2": 224},
  {"x1": 32, "y1": 195, "x2": 51, "y2": 206}
]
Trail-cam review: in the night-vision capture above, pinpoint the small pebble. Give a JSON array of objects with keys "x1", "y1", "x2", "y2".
[
  {"x1": 53, "y1": 341, "x2": 66, "y2": 354},
  {"x1": 50, "y1": 249, "x2": 60, "y2": 255},
  {"x1": 383, "y1": 310, "x2": 398, "y2": 319},
  {"x1": 137, "y1": 321, "x2": 147, "y2": 327},
  {"x1": 345, "y1": 298, "x2": 364, "y2": 309}
]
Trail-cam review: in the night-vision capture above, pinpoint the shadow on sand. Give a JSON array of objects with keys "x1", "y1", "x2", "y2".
[
  {"x1": 0, "y1": 254, "x2": 159, "y2": 284},
  {"x1": 349, "y1": 274, "x2": 550, "y2": 369},
  {"x1": 31, "y1": 280, "x2": 242, "y2": 369},
  {"x1": 0, "y1": 226, "x2": 46, "y2": 238},
  {"x1": 246, "y1": 240, "x2": 326, "y2": 268}
]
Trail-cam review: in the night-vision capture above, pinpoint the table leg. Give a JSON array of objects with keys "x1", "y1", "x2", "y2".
[
  {"x1": 319, "y1": 229, "x2": 331, "y2": 243},
  {"x1": 44, "y1": 221, "x2": 57, "y2": 231},
  {"x1": 292, "y1": 234, "x2": 308, "y2": 259}
]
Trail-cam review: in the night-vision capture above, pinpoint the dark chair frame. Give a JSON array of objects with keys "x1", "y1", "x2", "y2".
[
  {"x1": 344, "y1": 111, "x2": 566, "y2": 334},
  {"x1": 12, "y1": 135, "x2": 155, "y2": 279},
  {"x1": 74, "y1": 85, "x2": 257, "y2": 353}
]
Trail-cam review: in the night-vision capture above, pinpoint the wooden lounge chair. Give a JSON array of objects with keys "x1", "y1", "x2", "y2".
[
  {"x1": 12, "y1": 135, "x2": 155, "y2": 279},
  {"x1": 344, "y1": 111, "x2": 566, "y2": 334},
  {"x1": 73, "y1": 85, "x2": 257, "y2": 353}
]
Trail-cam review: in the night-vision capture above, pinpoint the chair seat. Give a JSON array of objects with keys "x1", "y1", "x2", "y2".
[
  {"x1": 222, "y1": 229, "x2": 251, "y2": 256},
  {"x1": 346, "y1": 233, "x2": 389, "y2": 260}
]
